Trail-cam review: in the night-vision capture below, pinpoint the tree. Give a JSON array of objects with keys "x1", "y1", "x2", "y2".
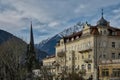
[
  {"x1": 67, "y1": 72, "x2": 84, "y2": 80},
  {"x1": 0, "y1": 38, "x2": 27, "y2": 80}
]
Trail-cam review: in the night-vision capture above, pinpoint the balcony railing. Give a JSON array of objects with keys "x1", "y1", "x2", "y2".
[
  {"x1": 79, "y1": 48, "x2": 92, "y2": 53},
  {"x1": 57, "y1": 51, "x2": 65, "y2": 57},
  {"x1": 45, "y1": 65, "x2": 56, "y2": 69},
  {"x1": 101, "y1": 59, "x2": 120, "y2": 64},
  {"x1": 53, "y1": 62, "x2": 60, "y2": 67},
  {"x1": 84, "y1": 58, "x2": 92, "y2": 63}
]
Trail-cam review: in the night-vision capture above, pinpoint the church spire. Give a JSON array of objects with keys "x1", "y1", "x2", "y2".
[
  {"x1": 30, "y1": 21, "x2": 34, "y2": 51},
  {"x1": 101, "y1": 8, "x2": 103, "y2": 17},
  {"x1": 25, "y1": 22, "x2": 38, "y2": 72}
]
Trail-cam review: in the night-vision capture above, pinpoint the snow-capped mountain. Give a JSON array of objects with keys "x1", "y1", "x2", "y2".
[
  {"x1": 35, "y1": 34, "x2": 61, "y2": 56},
  {"x1": 35, "y1": 22, "x2": 83, "y2": 56}
]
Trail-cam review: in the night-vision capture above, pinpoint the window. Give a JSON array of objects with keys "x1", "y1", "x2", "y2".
[
  {"x1": 81, "y1": 65, "x2": 85, "y2": 70},
  {"x1": 67, "y1": 39, "x2": 69, "y2": 42},
  {"x1": 103, "y1": 42, "x2": 106, "y2": 47},
  {"x1": 112, "y1": 42, "x2": 115, "y2": 48},
  {"x1": 112, "y1": 53, "x2": 115, "y2": 59},
  {"x1": 75, "y1": 57, "x2": 77, "y2": 60},
  {"x1": 118, "y1": 53, "x2": 120, "y2": 59},
  {"x1": 71, "y1": 38, "x2": 74, "y2": 41},
  {"x1": 112, "y1": 68, "x2": 120, "y2": 77},
  {"x1": 88, "y1": 64, "x2": 91, "y2": 70},
  {"x1": 69, "y1": 57, "x2": 71, "y2": 60},
  {"x1": 88, "y1": 55, "x2": 91, "y2": 58},
  {"x1": 82, "y1": 55, "x2": 84, "y2": 59},
  {"x1": 102, "y1": 69, "x2": 109, "y2": 77},
  {"x1": 103, "y1": 54, "x2": 106, "y2": 59}
]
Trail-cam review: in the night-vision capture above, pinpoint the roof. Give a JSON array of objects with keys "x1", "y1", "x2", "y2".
[
  {"x1": 60, "y1": 25, "x2": 120, "y2": 43},
  {"x1": 64, "y1": 31, "x2": 82, "y2": 39},
  {"x1": 43, "y1": 55, "x2": 55, "y2": 60},
  {"x1": 63, "y1": 26, "x2": 99, "y2": 41},
  {"x1": 97, "y1": 16, "x2": 109, "y2": 26},
  {"x1": 90, "y1": 26, "x2": 99, "y2": 35}
]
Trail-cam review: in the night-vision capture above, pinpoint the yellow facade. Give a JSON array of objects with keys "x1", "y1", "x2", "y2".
[
  {"x1": 99, "y1": 60, "x2": 120, "y2": 80},
  {"x1": 55, "y1": 16, "x2": 120, "y2": 80},
  {"x1": 42, "y1": 55, "x2": 56, "y2": 76},
  {"x1": 43, "y1": 15, "x2": 120, "y2": 80}
]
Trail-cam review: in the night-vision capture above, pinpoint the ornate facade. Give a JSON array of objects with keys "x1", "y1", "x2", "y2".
[{"x1": 55, "y1": 13, "x2": 120, "y2": 80}]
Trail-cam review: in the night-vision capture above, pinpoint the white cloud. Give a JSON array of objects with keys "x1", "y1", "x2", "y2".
[
  {"x1": 0, "y1": 0, "x2": 120, "y2": 43},
  {"x1": 48, "y1": 21, "x2": 60, "y2": 27}
]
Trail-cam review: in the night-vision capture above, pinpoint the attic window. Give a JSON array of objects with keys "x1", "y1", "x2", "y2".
[
  {"x1": 76, "y1": 36, "x2": 79, "y2": 39},
  {"x1": 67, "y1": 39, "x2": 69, "y2": 42},
  {"x1": 72, "y1": 38, "x2": 74, "y2": 41}
]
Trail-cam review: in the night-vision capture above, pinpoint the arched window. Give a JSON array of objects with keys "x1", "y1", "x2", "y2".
[
  {"x1": 81, "y1": 65, "x2": 85, "y2": 69},
  {"x1": 88, "y1": 64, "x2": 91, "y2": 70}
]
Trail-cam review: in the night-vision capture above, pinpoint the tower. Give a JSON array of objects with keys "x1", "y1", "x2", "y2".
[
  {"x1": 26, "y1": 22, "x2": 38, "y2": 73},
  {"x1": 97, "y1": 9, "x2": 109, "y2": 26}
]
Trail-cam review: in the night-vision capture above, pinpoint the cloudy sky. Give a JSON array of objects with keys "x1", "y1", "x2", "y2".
[{"x1": 0, "y1": 0, "x2": 120, "y2": 43}]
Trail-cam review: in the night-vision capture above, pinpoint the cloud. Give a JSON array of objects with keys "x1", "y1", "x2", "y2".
[{"x1": 0, "y1": 0, "x2": 120, "y2": 43}]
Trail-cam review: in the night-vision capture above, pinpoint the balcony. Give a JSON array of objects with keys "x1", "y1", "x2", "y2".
[
  {"x1": 45, "y1": 65, "x2": 55, "y2": 69},
  {"x1": 84, "y1": 58, "x2": 92, "y2": 63},
  {"x1": 57, "y1": 51, "x2": 65, "y2": 57},
  {"x1": 101, "y1": 59, "x2": 120, "y2": 64},
  {"x1": 79, "y1": 48, "x2": 92, "y2": 53},
  {"x1": 53, "y1": 62, "x2": 60, "y2": 67}
]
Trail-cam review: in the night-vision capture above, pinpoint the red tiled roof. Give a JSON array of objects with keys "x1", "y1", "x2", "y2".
[
  {"x1": 90, "y1": 27, "x2": 99, "y2": 35},
  {"x1": 59, "y1": 25, "x2": 120, "y2": 43}
]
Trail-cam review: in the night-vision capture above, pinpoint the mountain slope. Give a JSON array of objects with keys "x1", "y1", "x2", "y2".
[
  {"x1": 36, "y1": 34, "x2": 61, "y2": 56},
  {"x1": 35, "y1": 22, "x2": 83, "y2": 56},
  {"x1": 0, "y1": 29, "x2": 16, "y2": 44},
  {"x1": 0, "y1": 29, "x2": 47, "y2": 61}
]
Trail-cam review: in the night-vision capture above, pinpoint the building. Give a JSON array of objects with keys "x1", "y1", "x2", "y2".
[
  {"x1": 42, "y1": 55, "x2": 56, "y2": 79},
  {"x1": 99, "y1": 60, "x2": 120, "y2": 80},
  {"x1": 55, "y1": 11, "x2": 120, "y2": 80}
]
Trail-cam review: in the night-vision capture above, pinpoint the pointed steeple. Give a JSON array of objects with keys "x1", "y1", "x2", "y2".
[
  {"x1": 101, "y1": 8, "x2": 103, "y2": 18},
  {"x1": 30, "y1": 21, "x2": 34, "y2": 51},
  {"x1": 25, "y1": 22, "x2": 39, "y2": 73}
]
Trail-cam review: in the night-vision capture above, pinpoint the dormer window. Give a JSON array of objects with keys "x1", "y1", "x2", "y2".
[
  {"x1": 72, "y1": 38, "x2": 74, "y2": 41},
  {"x1": 76, "y1": 36, "x2": 79, "y2": 39},
  {"x1": 67, "y1": 39, "x2": 69, "y2": 42}
]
